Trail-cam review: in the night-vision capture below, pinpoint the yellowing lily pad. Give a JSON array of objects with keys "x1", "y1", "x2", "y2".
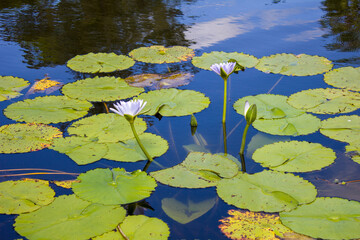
[
  {"x1": 320, "y1": 115, "x2": 360, "y2": 143},
  {"x1": 67, "y1": 52, "x2": 135, "y2": 73},
  {"x1": 324, "y1": 66, "x2": 360, "y2": 91},
  {"x1": 0, "y1": 75, "x2": 29, "y2": 101},
  {"x1": 52, "y1": 180, "x2": 79, "y2": 189},
  {"x1": 255, "y1": 53, "x2": 333, "y2": 76},
  {"x1": 26, "y1": 75, "x2": 61, "y2": 95},
  {"x1": 129, "y1": 45, "x2": 194, "y2": 63}
]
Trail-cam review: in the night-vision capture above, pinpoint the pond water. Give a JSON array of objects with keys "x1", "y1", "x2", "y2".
[{"x1": 0, "y1": 0, "x2": 359, "y2": 239}]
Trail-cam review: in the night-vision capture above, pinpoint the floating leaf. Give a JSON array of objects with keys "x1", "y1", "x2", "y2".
[
  {"x1": 346, "y1": 142, "x2": 360, "y2": 164},
  {"x1": 62, "y1": 76, "x2": 144, "y2": 102},
  {"x1": 280, "y1": 197, "x2": 360, "y2": 240},
  {"x1": 287, "y1": 88, "x2": 360, "y2": 114},
  {"x1": 255, "y1": 53, "x2": 333, "y2": 76},
  {"x1": 67, "y1": 52, "x2": 135, "y2": 73},
  {"x1": 216, "y1": 171, "x2": 317, "y2": 212},
  {"x1": 26, "y1": 75, "x2": 61, "y2": 96},
  {"x1": 0, "y1": 123, "x2": 62, "y2": 153},
  {"x1": 252, "y1": 141, "x2": 336, "y2": 172},
  {"x1": 246, "y1": 132, "x2": 290, "y2": 159},
  {"x1": 150, "y1": 152, "x2": 239, "y2": 188},
  {"x1": 191, "y1": 51, "x2": 258, "y2": 70},
  {"x1": 136, "y1": 89, "x2": 210, "y2": 116},
  {"x1": 52, "y1": 180, "x2": 79, "y2": 189},
  {"x1": 4, "y1": 96, "x2": 92, "y2": 124},
  {"x1": 14, "y1": 194, "x2": 126, "y2": 240},
  {"x1": 320, "y1": 115, "x2": 360, "y2": 143},
  {"x1": 234, "y1": 94, "x2": 304, "y2": 119},
  {"x1": 129, "y1": 45, "x2": 194, "y2": 63},
  {"x1": 0, "y1": 75, "x2": 29, "y2": 101},
  {"x1": 0, "y1": 180, "x2": 55, "y2": 214},
  {"x1": 72, "y1": 168, "x2": 157, "y2": 205},
  {"x1": 105, "y1": 133, "x2": 168, "y2": 162},
  {"x1": 253, "y1": 113, "x2": 321, "y2": 136},
  {"x1": 324, "y1": 66, "x2": 360, "y2": 91}
]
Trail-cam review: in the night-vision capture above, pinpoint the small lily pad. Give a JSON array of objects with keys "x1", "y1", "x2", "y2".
[
  {"x1": 255, "y1": 53, "x2": 333, "y2": 76},
  {"x1": 62, "y1": 77, "x2": 144, "y2": 102},
  {"x1": 67, "y1": 52, "x2": 135, "y2": 73},
  {"x1": 26, "y1": 75, "x2": 61, "y2": 95},
  {"x1": 0, "y1": 123, "x2": 62, "y2": 153},
  {"x1": 280, "y1": 197, "x2": 360, "y2": 240},
  {"x1": 324, "y1": 66, "x2": 360, "y2": 91},
  {"x1": 136, "y1": 89, "x2": 210, "y2": 116},
  {"x1": 320, "y1": 115, "x2": 360, "y2": 143},
  {"x1": 129, "y1": 45, "x2": 194, "y2": 63},
  {"x1": 252, "y1": 141, "x2": 336, "y2": 172},
  {"x1": 0, "y1": 76, "x2": 30, "y2": 101},
  {"x1": 4, "y1": 96, "x2": 92, "y2": 124},
  {"x1": 72, "y1": 168, "x2": 157, "y2": 205}
]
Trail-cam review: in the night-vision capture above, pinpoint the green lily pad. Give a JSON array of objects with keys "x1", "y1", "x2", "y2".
[
  {"x1": 0, "y1": 123, "x2": 62, "y2": 153},
  {"x1": 68, "y1": 113, "x2": 147, "y2": 143},
  {"x1": 234, "y1": 94, "x2": 304, "y2": 119},
  {"x1": 320, "y1": 115, "x2": 360, "y2": 143},
  {"x1": 346, "y1": 142, "x2": 360, "y2": 164},
  {"x1": 252, "y1": 141, "x2": 336, "y2": 172},
  {"x1": 72, "y1": 168, "x2": 157, "y2": 205},
  {"x1": 324, "y1": 66, "x2": 360, "y2": 91},
  {"x1": 61, "y1": 77, "x2": 144, "y2": 102},
  {"x1": 216, "y1": 171, "x2": 317, "y2": 212},
  {"x1": 191, "y1": 51, "x2": 258, "y2": 70},
  {"x1": 4, "y1": 96, "x2": 92, "y2": 124},
  {"x1": 67, "y1": 52, "x2": 135, "y2": 73},
  {"x1": 280, "y1": 197, "x2": 360, "y2": 240},
  {"x1": 0, "y1": 76, "x2": 30, "y2": 101},
  {"x1": 105, "y1": 133, "x2": 168, "y2": 162},
  {"x1": 255, "y1": 53, "x2": 333, "y2": 76},
  {"x1": 287, "y1": 88, "x2": 360, "y2": 114},
  {"x1": 136, "y1": 89, "x2": 210, "y2": 116},
  {"x1": 150, "y1": 152, "x2": 239, "y2": 188},
  {"x1": 0, "y1": 180, "x2": 55, "y2": 214},
  {"x1": 14, "y1": 194, "x2": 126, "y2": 240},
  {"x1": 253, "y1": 113, "x2": 321, "y2": 136},
  {"x1": 129, "y1": 45, "x2": 194, "y2": 63}
]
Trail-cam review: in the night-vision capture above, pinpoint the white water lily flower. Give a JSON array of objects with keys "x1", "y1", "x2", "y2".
[
  {"x1": 110, "y1": 99, "x2": 147, "y2": 117},
  {"x1": 244, "y1": 101, "x2": 250, "y2": 116},
  {"x1": 210, "y1": 62, "x2": 236, "y2": 76}
]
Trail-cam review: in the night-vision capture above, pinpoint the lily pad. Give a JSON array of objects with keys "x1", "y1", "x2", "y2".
[
  {"x1": 4, "y1": 96, "x2": 92, "y2": 124},
  {"x1": 255, "y1": 53, "x2": 333, "y2": 76},
  {"x1": 0, "y1": 76, "x2": 30, "y2": 101},
  {"x1": 287, "y1": 88, "x2": 360, "y2": 114},
  {"x1": 26, "y1": 75, "x2": 61, "y2": 95},
  {"x1": 68, "y1": 113, "x2": 147, "y2": 143},
  {"x1": 234, "y1": 94, "x2": 304, "y2": 119},
  {"x1": 324, "y1": 66, "x2": 360, "y2": 91},
  {"x1": 62, "y1": 77, "x2": 144, "y2": 102},
  {"x1": 252, "y1": 141, "x2": 336, "y2": 172},
  {"x1": 216, "y1": 170, "x2": 317, "y2": 212},
  {"x1": 0, "y1": 180, "x2": 55, "y2": 214},
  {"x1": 253, "y1": 113, "x2": 321, "y2": 136},
  {"x1": 136, "y1": 89, "x2": 210, "y2": 116},
  {"x1": 129, "y1": 45, "x2": 194, "y2": 63},
  {"x1": 67, "y1": 52, "x2": 135, "y2": 73},
  {"x1": 0, "y1": 123, "x2": 62, "y2": 153},
  {"x1": 191, "y1": 51, "x2": 258, "y2": 70},
  {"x1": 14, "y1": 194, "x2": 126, "y2": 240},
  {"x1": 280, "y1": 197, "x2": 360, "y2": 240},
  {"x1": 150, "y1": 152, "x2": 239, "y2": 188},
  {"x1": 346, "y1": 142, "x2": 360, "y2": 164},
  {"x1": 320, "y1": 115, "x2": 360, "y2": 143},
  {"x1": 105, "y1": 133, "x2": 168, "y2": 162},
  {"x1": 72, "y1": 168, "x2": 157, "y2": 205}
]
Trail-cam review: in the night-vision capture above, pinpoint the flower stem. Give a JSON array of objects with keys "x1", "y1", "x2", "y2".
[
  {"x1": 129, "y1": 121, "x2": 154, "y2": 162},
  {"x1": 222, "y1": 78, "x2": 228, "y2": 123},
  {"x1": 240, "y1": 123, "x2": 250, "y2": 155}
]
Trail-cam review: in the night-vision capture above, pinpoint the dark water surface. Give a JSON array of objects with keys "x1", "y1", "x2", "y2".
[{"x1": 0, "y1": 0, "x2": 359, "y2": 239}]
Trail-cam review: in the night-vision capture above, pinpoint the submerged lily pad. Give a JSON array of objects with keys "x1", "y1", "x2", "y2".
[
  {"x1": 72, "y1": 168, "x2": 157, "y2": 205},
  {"x1": 62, "y1": 77, "x2": 144, "y2": 102},
  {"x1": 252, "y1": 141, "x2": 336, "y2": 172},
  {"x1": 136, "y1": 89, "x2": 210, "y2": 116},
  {"x1": 191, "y1": 51, "x2": 258, "y2": 70},
  {"x1": 280, "y1": 197, "x2": 360, "y2": 240},
  {"x1": 320, "y1": 115, "x2": 360, "y2": 143},
  {"x1": 253, "y1": 113, "x2": 321, "y2": 136},
  {"x1": 234, "y1": 94, "x2": 304, "y2": 119},
  {"x1": 324, "y1": 66, "x2": 360, "y2": 91},
  {"x1": 287, "y1": 88, "x2": 360, "y2": 114},
  {"x1": 246, "y1": 133, "x2": 290, "y2": 159},
  {"x1": 67, "y1": 52, "x2": 135, "y2": 73},
  {"x1": 0, "y1": 123, "x2": 62, "y2": 153},
  {"x1": 346, "y1": 142, "x2": 360, "y2": 164},
  {"x1": 216, "y1": 171, "x2": 317, "y2": 212},
  {"x1": 4, "y1": 96, "x2": 92, "y2": 124},
  {"x1": 255, "y1": 53, "x2": 333, "y2": 76},
  {"x1": 14, "y1": 194, "x2": 126, "y2": 240},
  {"x1": 150, "y1": 152, "x2": 239, "y2": 188},
  {"x1": 0, "y1": 180, "x2": 55, "y2": 214},
  {"x1": 0, "y1": 76, "x2": 29, "y2": 101},
  {"x1": 129, "y1": 45, "x2": 194, "y2": 63}
]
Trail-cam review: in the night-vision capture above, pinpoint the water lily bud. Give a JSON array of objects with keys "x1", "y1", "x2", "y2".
[
  {"x1": 245, "y1": 104, "x2": 257, "y2": 124},
  {"x1": 190, "y1": 114, "x2": 198, "y2": 127}
]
